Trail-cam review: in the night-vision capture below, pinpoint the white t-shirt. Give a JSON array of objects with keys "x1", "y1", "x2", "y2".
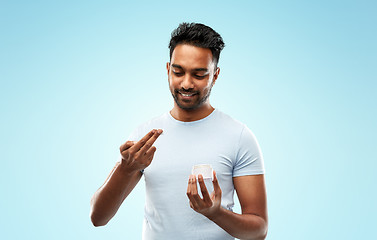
[{"x1": 127, "y1": 109, "x2": 265, "y2": 240}]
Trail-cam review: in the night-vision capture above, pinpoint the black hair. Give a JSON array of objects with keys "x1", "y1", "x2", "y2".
[{"x1": 168, "y1": 22, "x2": 225, "y2": 67}]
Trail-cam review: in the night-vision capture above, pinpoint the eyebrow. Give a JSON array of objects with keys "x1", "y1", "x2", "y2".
[{"x1": 171, "y1": 64, "x2": 208, "y2": 72}]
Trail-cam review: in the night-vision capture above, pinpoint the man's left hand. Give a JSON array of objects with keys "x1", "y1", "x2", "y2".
[{"x1": 186, "y1": 171, "x2": 222, "y2": 219}]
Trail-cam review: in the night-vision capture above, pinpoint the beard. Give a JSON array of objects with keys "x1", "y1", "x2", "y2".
[{"x1": 171, "y1": 87, "x2": 213, "y2": 110}]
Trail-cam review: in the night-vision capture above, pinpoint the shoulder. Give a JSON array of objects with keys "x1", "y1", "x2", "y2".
[
  {"x1": 213, "y1": 109, "x2": 248, "y2": 134},
  {"x1": 213, "y1": 110, "x2": 260, "y2": 147}
]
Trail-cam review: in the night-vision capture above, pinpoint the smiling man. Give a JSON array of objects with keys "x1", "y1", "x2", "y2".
[
  {"x1": 90, "y1": 22, "x2": 268, "y2": 240},
  {"x1": 168, "y1": 44, "x2": 218, "y2": 115}
]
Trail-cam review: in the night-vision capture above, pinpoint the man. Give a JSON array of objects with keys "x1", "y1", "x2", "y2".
[{"x1": 90, "y1": 22, "x2": 268, "y2": 240}]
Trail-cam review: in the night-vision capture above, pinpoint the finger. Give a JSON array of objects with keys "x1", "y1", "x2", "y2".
[
  {"x1": 130, "y1": 129, "x2": 157, "y2": 152},
  {"x1": 144, "y1": 146, "x2": 157, "y2": 165},
  {"x1": 145, "y1": 146, "x2": 157, "y2": 159},
  {"x1": 198, "y1": 174, "x2": 212, "y2": 205},
  {"x1": 120, "y1": 141, "x2": 135, "y2": 152},
  {"x1": 138, "y1": 129, "x2": 163, "y2": 156},
  {"x1": 212, "y1": 170, "x2": 222, "y2": 198},
  {"x1": 189, "y1": 175, "x2": 205, "y2": 208},
  {"x1": 187, "y1": 175, "x2": 200, "y2": 208},
  {"x1": 120, "y1": 141, "x2": 135, "y2": 162}
]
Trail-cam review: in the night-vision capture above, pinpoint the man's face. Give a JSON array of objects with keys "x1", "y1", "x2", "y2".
[{"x1": 167, "y1": 44, "x2": 220, "y2": 111}]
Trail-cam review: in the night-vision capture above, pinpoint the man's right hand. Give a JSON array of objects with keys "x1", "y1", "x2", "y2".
[
  {"x1": 119, "y1": 129, "x2": 163, "y2": 174},
  {"x1": 91, "y1": 129, "x2": 163, "y2": 227}
]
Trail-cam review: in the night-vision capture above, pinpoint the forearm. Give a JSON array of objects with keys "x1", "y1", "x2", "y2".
[
  {"x1": 208, "y1": 207, "x2": 268, "y2": 240},
  {"x1": 90, "y1": 162, "x2": 142, "y2": 226}
]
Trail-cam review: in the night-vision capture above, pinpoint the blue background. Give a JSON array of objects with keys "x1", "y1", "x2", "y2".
[{"x1": 1, "y1": 0, "x2": 376, "y2": 239}]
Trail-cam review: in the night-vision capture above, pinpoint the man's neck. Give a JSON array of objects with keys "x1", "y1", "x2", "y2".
[{"x1": 170, "y1": 104, "x2": 215, "y2": 122}]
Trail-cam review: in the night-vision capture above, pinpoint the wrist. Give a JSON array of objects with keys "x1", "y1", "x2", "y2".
[
  {"x1": 118, "y1": 161, "x2": 140, "y2": 176},
  {"x1": 206, "y1": 206, "x2": 224, "y2": 222}
]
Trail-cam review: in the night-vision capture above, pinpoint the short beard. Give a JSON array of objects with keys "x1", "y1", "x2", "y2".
[{"x1": 172, "y1": 87, "x2": 212, "y2": 111}]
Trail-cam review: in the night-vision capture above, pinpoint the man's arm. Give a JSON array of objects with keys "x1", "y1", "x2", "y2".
[
  {"x1": 90, "y1": 129, "x2": 163, "y2": 227},
  {"x1": 187, "y1": 173, "x2": 268, "y2": 240},
  {"x1": 90, "y1": 163, "x2": 142, "y2": 226}
]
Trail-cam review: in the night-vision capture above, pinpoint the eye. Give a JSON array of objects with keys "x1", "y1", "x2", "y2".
[
  {"x1": 193, "y1": 74, "x2": 206, "y2": 79},
  {"x1": 173, "y1": 71, "x2": 184, "y2": 77}
]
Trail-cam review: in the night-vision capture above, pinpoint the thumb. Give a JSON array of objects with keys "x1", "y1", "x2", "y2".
[{"x1": 212, "y1": 171, "x2": 222, "y2": 198}]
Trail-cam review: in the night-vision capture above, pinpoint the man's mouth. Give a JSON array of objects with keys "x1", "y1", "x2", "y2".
[
  {"x1": 178, "y1": 91, "x2": 197, "y2": 97},
  {"x1": 181, "y1": 93, "x2": 195, "y2": 97}
]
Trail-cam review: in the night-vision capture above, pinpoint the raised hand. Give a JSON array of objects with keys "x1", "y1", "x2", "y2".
[
  {"x1": 186, "y1": 170, "x2": 222, "y2": 219},
  {"x1": 119, "y1": 129, "x2": 163, "y2": 174}
]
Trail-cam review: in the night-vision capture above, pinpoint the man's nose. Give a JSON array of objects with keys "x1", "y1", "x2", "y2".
[{"x1": 181, "y1": 74, "x2": 194, "y2": 90}]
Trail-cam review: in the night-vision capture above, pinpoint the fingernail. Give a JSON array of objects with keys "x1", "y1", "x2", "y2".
[{"x1": 157, "y1": 129, "x2": 163, "y2": 134}]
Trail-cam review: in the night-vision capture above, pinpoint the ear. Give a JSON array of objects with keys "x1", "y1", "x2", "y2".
[
  {"x1": 212, "y1": 67, "x2": 220, "y2": 86},
  {"x1": 166, "y1": 62, "x2": 170, "y2": 75}
]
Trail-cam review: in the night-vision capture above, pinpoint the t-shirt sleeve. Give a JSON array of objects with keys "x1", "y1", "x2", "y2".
[{"x1": 233, "y1": 125, "x2": 265, "y2": 177}]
